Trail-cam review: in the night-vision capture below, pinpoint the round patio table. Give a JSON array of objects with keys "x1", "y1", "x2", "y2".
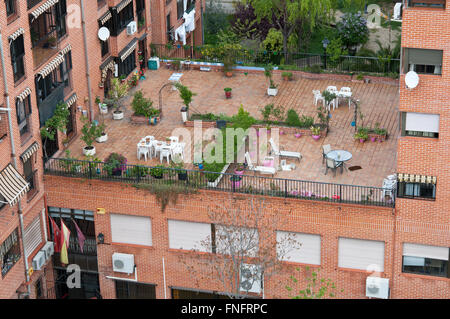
[{"x1": 326, "y1": 150, "x2": 352, "y2": 171}]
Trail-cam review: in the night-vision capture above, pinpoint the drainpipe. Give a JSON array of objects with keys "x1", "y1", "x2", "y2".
[
  {"x1": 80, "y1": 0, "x2": 94, "y2": 122},
  {"x1": 0, "y1": 32, "x2": 31, "y2": 298}
]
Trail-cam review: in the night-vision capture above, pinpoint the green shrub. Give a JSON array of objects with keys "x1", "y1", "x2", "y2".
[
  {"x1": 231, "y1": 105, "x2": 256, "y2": 130},
  {"x1": 131, "y1": 90, "x2": 159, "y2": 117},
  {"x1": 298, "y1": 115, "x2": 314, "y2": 128},
  {"x1": 286, "y1": 109, "x2": 300, "y2": 127}
]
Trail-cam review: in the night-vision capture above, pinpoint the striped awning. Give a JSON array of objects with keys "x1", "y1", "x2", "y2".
[
  {"x1": 115, "y1": 0, "x2": 133, "y2": 13},
  {"x1": 398, "y1": 173, "x2": 437, "y2": 184},
  {"x1": 65, "y1": 93, "x2": 77, "y2": 107},
  {"x1": 20, "y1": 142, "x2": 40, "y2": 163},
  {"x1": 99, "y1": 10, "x2": 112, "y2": 25},
  {"x1": 30, "y1": 0, "x2": 59, "y2": 21},
  {"x1": 119, "y1": 38, "x2": 137, "y2": 62},
  {"x1": 37, "y1": 54, "x2": 65, "y2": 78},
  {"x1": 0, "y1": 164, "x2": 30, "y2": 206},
  {"x1": 60, "y1": 44, "x2": 72, "y2": 56},
  {"x1": 17, "y1": 87, "x2": 32, "y2": 102},
  {"x1": 101, "y1": 59, "x2": 115, "y2": 82},
  {"x1": 9, "y1": 28, "x2": 25, "y2": 42}
]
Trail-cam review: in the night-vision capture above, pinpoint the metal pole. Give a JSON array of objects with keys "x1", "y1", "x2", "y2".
[
  {"x1": 0, "y1": 32, "x2": 31, "y2": 298},
  {"x1": 80, "y1": 0, "x2": 94, "y2": 122}
]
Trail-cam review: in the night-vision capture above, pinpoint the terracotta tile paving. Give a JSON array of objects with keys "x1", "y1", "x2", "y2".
[{"x1": 66, "y1": 68, "x2": 399, "y2": 188}]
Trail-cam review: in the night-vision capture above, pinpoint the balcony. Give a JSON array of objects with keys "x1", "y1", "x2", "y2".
[
  {"x1": 26, "y1": 169, "x2": 39, "y2": 200},
  {"x1": 31, "y1": 24, "x2": 60, "y2": 70},
  {"x1": 37, "y1": 83, "x2": 64, "y2": 127}
]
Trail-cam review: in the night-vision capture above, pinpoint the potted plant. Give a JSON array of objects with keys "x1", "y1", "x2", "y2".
[
  {"x1": 104, "y1": 153, "x2": 127, "y2": 176},
  {"x1": 47, "y1": 36, "x2": 57, "y2": 49},
  {"x1": 171, "y1": 60, "x2": 181, "y2": 71},
  {"x1": 310, "y1": 126, "x2": 321, "y2": 141},
  {"x1": 62, "y1": 137, "x2": 70, "y2": 148},
  {"x1": 223, "y1": 53, "x2": 235, "y2": 77},
  {"x1": 98, "y1": 82, "x2": 104, "y2": 89},
  {"x1": 95, "y1": 96, "x2": 108, "y2": 115},
  {"x1": 354, "y1": 127, "x2": 369, "y2": 143},
  {"x1": 96, "y1": 118, "x2": 108, "y2": 143},
  {"x1": 224, "y1": 87, "x2": 232, "y2": 99},
  {"x1": 171, "y1": 156, "x2": 188, "y2": 181},
  {"x1": 109, "y1": 78, "x2": 129, "y2": 120},
  {"x1": 282, "y1": 72, "x2": 293, "y2": 81},
  {"x1": 175, "y1": 83, "x2": 196, "y2": 123},
  {"x1": 131, "y1": 90, "x2": 158, "y2": 123},
  {"x1": 80, "y1": 116, "x2": 104, "y2": 156},
  {"x1": 265, "y1": 66, "x2": 278, "y2": 96},
  {"x1": 294, "y1": 132, "x2": 302, "y2": 138},
  {"x1": 150, "y1": 165, "x2": 165, "y2": 179},
  {"x1": 119, "y1": 74, "x2": 126, "y2": 83},
  {"x1": 234, "y1": 164, "x2": 244, "y2": 175},
  {"x1": 230, "y1": 175, "x2": 242, "y2": 188}
]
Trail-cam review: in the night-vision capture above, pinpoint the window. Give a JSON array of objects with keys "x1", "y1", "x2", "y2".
[
  {"x1": 116, "y1": 3, "x2": 134, "y2": 33},
  {"x1": 397, "y1": 181, "x2": 436, "y2": 200},
  {"x1": 117, "y1": 51, "x2": 136, "y2": 77},
  {"x1": 60, "y1": 51, "x2": 72, "y2": 94},
  {"x1": 110, "y1": 214, "x2": 152, "y2": 246},
  {"x1": 166, "y1": 13, "x2": 173, "y2": 42},
  {"x1": 10, "y1": 34, "x2": 25, "y2": 82},
  {"x1": 1, "y1": 228, "x2": 21, "y2": 278},
  {"x1": 136, "y1": 0, "x2": 145, "y2": 28},
  {"x1": 35, "y1": 277, "x2": 43, "y2": 298},
  {"x1": 403, "y1": 48, "x2": 443, "y2": 74},
  {"x1": 5, "y1": 0, "x2": 16, "y2": 16},
  {"x1": 16, "y1": 96, "x2": 32, "y2": 137},
  {"x1": 23, "y1": 157, "x2": 37, "y2": 196},
  {"x1": 276, "y1": 231, "x2": 321, "y2": 265},
  {"x1": 401, "y1": 112, "x2": 439, "y2": 138},
  {"x1": 168, "y1": 220, "x2": 211, "y2": 252},
  {"x1": 55, "y1": 0, "x2": 67, "y2": 39},
  {"x1": 338, "y1": 238, "x2": 385, "y2": 271},
  {"x1": 177, "y1": 0, "x2": 183, "y2": 19},
  {"x1": 0, "y1": 194, "x2": 6, "y2": 211},
  {"x1": 408, "y1": 0, "x2": 446, "y2": 8},
  {"x1": 115, "y1": 281, "x2": 156, "y2": 299},
  {"x1": 100, "y1": 39, "x2": 109, "y2": 57},
  {"x1": 402, "y1": 243, "x2": 449, "y2": 278},
  {"x1": 24, "y1": 216, "x2": 42, "y2": 258}
]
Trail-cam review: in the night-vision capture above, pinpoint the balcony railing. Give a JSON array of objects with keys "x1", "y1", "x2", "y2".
[{"x1": 44, "y1": 158, "x2": 396, "y2": 208}]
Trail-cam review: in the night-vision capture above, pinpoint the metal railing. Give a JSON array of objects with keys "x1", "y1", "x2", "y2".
[
  {"x1": 44, "y1": 158, "x2": 396, "y2": 208},
  {"x1": 27, "y1": 0, "x2": 43, "y2": 10},
  {"x1": 149, "y1": 44, "x2": 401, "y2": 75}
]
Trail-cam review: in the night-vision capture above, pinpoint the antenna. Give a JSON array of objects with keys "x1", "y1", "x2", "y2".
[
  {"x1": 405, "y1": 71, "x2": 419, "y2": 90},
  {"x1": 98, "y1": 27, "x2": 110, "y2": 41}
]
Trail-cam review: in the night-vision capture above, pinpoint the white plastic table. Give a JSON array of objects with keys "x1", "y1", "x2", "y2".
[{"x1": 326, "y1": 150, "x2": 352, "y2": 171}]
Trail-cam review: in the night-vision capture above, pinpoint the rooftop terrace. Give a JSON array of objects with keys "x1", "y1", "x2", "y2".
[{"x1": 63, "y1": 68, "x2": 399, "y2": 192}]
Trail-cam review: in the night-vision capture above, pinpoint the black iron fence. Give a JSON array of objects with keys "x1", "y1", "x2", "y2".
[
  {"x1": 45, "y1": 158, "x2": 395, "y2": 208},
  {"x1": 149, "y1": 44, "x2": 400, "y2": 75}
]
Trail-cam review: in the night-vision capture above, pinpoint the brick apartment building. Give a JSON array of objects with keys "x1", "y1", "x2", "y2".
[
  {"x1": 0, "y1": 0, "x2": 448, "y2": 300},
  {"x1": 0, "y1": 0, "x2": 204, "y2": 298}
]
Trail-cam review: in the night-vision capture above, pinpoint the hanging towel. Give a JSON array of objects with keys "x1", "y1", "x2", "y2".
[
  {"x1": 175, "y1": 25, "x2": 186, "y2": 45},
  {"x1": 183, "y1": 9, "x2": 196, "y2": 33}
]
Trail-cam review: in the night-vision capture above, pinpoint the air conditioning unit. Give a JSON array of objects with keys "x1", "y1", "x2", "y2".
[
  {"x1": 32, "y1": 251, "x2": 46, "y2": 271},
  {"x1": 41, "y1": 241, "x2": 54, "y2": 259},
  {"x1": 239, "y1": 264, "x2": 262, "y2": 294},
  {"x1": 366, "y1": 277, "x2": 389, "y2": 299},
  {"x1": 127, "y1": 21, "x2": 137, "y2": 35},
  {"x1": 112, "y1": 253, "x2": 135, "y2": 274}
]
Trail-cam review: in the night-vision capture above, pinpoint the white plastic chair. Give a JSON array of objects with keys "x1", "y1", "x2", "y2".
[
  {"x1": 327, "y1": 98, "x2": 337, "y2": 111},
  {"x1": 160, "y1": 146, "x2": 172, "y2": 163},
  {"x1": 339, "y1": 87, "x2": 352, "y2": 108},
  {"x1": 326, "y1": 86, "x2": 338, "y2": 92},
  {"x1": 313, "y1": 90, "x2": 325, "y2": 107},
  {"x1": 172, "y1": 142, "x2": 185, "y2": 161},
  {"x1": 137, "y1": 145, "x2": 149, "y2": 161},
  {"x1": 244, "y1": 152, "x2": 275, "y2": 175},
  {"x1": 269, "y1": 138, "x2": 302, "y2": 162},
  {"x1": 169, "y1": 136, "x2": 179, "y2": 144},
  {"x1": 322, "y1": 144, "x2": 332, "y2": 163}
]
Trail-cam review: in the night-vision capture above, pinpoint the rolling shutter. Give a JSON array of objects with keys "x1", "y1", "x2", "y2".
[
  {"x1": 338, "y1": 238, "x2": 385, "y2": 271},
  {"x1": 24, "y1": 216, "x2": 42, "y2": 258},
  {"x1": 168, "y1": 220, "x2": 211, "y2": 252},
  {"x1": 407, "y1": 48, "x2": 443, "y2": 66},
  {"x1": 110, "y1": 214, "x2": 152, "y2": 246},
  {"x1": 277, "y1": 231, "x2": 321, "y2": 265},
  {"x1": 403, "y1": 243, "x2": 449, "y2": 261},
  {"x1": 405, "y1": 112, "x2": 439, "y2": 133}
]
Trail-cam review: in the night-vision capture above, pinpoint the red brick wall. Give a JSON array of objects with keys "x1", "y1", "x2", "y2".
[{"x1": 43, "y1": 175, "x2": 448, "y2": 299}]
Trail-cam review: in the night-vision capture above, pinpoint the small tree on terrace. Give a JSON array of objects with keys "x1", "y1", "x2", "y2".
[{"x1": 178, "y1": 196, "x2": 301, "y2": 299}]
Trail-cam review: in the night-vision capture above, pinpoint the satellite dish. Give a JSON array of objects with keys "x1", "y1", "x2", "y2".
[
  {"x1": 98, "y1": 27, "x2": 110, "y2": 41},
  {"x1": 405, "y1": 71, "x2": 419, "y2": 89}
]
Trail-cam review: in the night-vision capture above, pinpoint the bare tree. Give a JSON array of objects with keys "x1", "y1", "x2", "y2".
[{"x1": 178, "y1": 196, "x2": 301, "y2": 299}]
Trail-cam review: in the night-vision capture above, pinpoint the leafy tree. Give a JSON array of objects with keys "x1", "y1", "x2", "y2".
[
  {"x1": 251, "y1": 0, "x2": 333, "y2": 61},
  {"x1": 131, "y1": 90, "x2": 159, "y2": 117},
  {"x1": 174, "y1": 83, "x2": 196, "y2": 111},
  {"x1": 40, "y1": 101, "x2": 70, "y2": 159},
  {"x1": 336, "y1": 12, "x2": 369, "y2": 50},
  {"x1": 108, "y1": 78, "x2": 129, "y2": 112},
  {"x1": 286, "y1": 266, "x2": 343, "y2": 299},
  {"x1": 80, "y1": 116, "x2": 105, "y2": 149},
  {"x1": 326, "y1": 37, "x2": 348, "y2": 68},
  {"x1": 230, "y1": 2, "x2": 273, "y2": 41},
  {"x1": 204, "y1": 0, "x2": 231, "y2": 45}
]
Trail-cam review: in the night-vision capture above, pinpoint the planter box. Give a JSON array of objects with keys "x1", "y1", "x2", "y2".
[
  {"x1": 113, "y1": 111, "x2": 124, "y2": 120},
  {"x1": 207, "y1": 163, "x2": 231, "y2": 188},
  {"x1": 96, "y1": 133, "x2": 108, "y2": 143},
  {"x1": 131, "y1": 114, "x2": 148, "y2": 124},
  {"x1": 267, "y1": 87, "x2": 278, "y2": 96},
  {"x1": 83, "y1": 146, "x2": 96, "y2": 156}
]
